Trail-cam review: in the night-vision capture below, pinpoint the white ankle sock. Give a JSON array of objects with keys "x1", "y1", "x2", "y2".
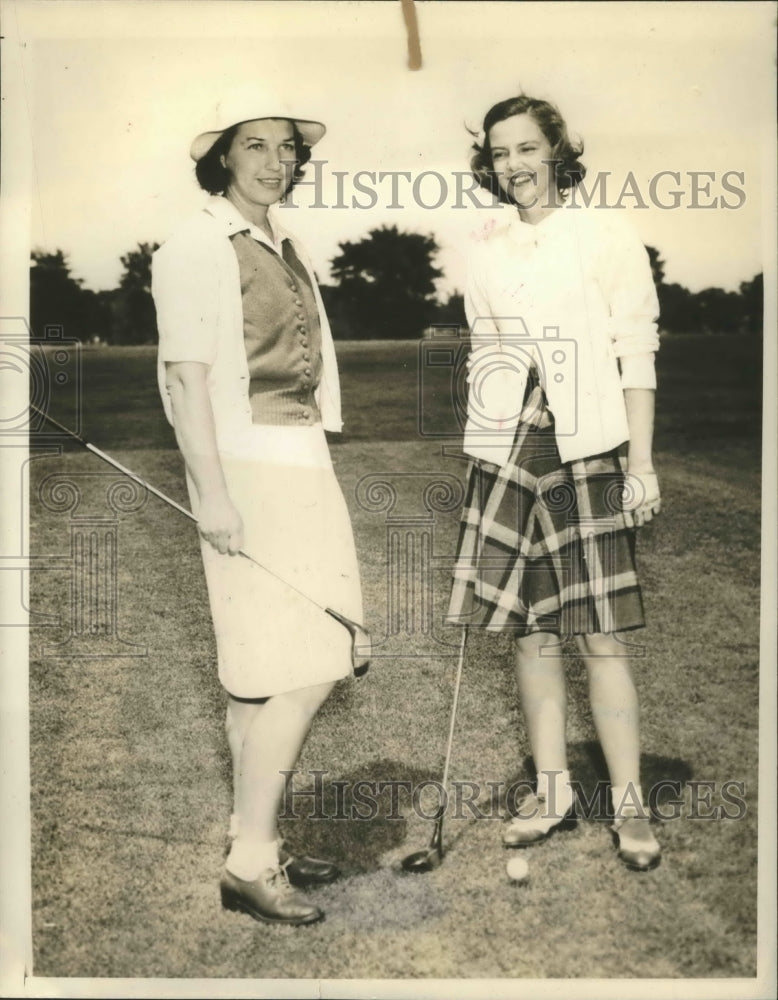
[
  {"x1": 536, "y1": 769, "x2": 574, "y2": 816},
  {"x1": 226, "y1": 836, "x2": 279, "y2": 881},
  {"x1": 611, "y1": 783, "x2": 647, "y2": 819},
  {"x1": 228, "y1": 813, "x2": 239, "y2": 839}
]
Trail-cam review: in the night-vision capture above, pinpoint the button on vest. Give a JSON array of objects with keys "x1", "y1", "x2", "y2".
[{"x1": 231, "y1": 232, "x2": 323, "y2": 426}]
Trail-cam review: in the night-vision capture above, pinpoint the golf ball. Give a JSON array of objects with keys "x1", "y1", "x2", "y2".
[{"x1": 506, "y1": 855, "x2": 529, "y2": 883}]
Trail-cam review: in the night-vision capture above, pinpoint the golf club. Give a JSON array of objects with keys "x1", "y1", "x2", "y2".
[
  {"x1": 29, "y1": 403, "x2": 371, "y2": 674},
  {"x1": 401, "y1": 625, "x2": 468, "y2": 873}
]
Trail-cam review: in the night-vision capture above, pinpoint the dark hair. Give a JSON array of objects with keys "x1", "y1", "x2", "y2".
[
  {"x1": 470, "y1": 95, "x2": 586, "y2": 205},
  {"x1": 194, "y1": 120, "x2": 313, "y2": 195}
]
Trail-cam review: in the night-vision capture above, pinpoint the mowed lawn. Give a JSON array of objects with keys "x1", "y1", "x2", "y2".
[{"x1": 28, "y1": 333, "x2": 762, "y2": 981}]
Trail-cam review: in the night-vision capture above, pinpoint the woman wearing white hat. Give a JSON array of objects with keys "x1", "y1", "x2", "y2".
[{"x1": 152, "y1": 91, "x2": 364, "y2": 926}]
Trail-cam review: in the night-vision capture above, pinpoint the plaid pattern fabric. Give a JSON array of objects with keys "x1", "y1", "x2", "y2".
[{"x1": 447, "y1": 372, "x2": 645, "y2": 636}]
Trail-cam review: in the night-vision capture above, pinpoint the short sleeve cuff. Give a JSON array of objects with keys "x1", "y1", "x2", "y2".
[
  {"x1": 158, "y1": 340, "x2": 216, "y2": 366},
  {"x1": 619, "y1": 353, "x2": 657, "y2": 390}
]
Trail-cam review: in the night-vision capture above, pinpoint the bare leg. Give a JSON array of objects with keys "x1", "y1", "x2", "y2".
[
  {"x1": 514, "y1": 631, "x2": 568, "y2": 775},
  {"x1": 226, "y1": 697, "x2": 258, "y2": 824},
  {"x1": 575, "y1": 632, "x2": 660, "y2": 868},
  {"x1": 228, "y1": 681, "x2": 335, "y2": 846},
  {"x1": 574, "y1": 633, "x2": 640, "y2": 791},
  {"x1": 503, "y1": 633, "x2": 574, "y2": 843}
]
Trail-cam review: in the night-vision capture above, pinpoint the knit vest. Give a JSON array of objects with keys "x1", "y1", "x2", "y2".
[{"x1": 231, "y1": 231, "x2": 323, "y2": 426}]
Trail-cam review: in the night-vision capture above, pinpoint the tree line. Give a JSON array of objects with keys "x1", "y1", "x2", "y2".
[{"x1": 30, "y1": 228, "x2": 762, "y2": 344}]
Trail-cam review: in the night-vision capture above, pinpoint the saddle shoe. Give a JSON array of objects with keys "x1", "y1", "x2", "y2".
[
  {"x1": 611, "y1": 816, "x2": 661, "y2": 871},
  {"x1": 502, "y1": 792, "x2": 577, "y2": 847}
]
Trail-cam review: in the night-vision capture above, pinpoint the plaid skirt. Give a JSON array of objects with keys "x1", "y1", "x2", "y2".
[{"x1": 447, "y1": 372, "x2": 645, "y2": 636}]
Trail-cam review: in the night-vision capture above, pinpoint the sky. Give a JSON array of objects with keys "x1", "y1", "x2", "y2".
[{"x1": 9, "y1": 0, "x2": 778, "y2": 298}]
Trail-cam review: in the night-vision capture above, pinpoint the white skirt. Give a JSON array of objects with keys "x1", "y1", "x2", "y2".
[{"x1": 187, "y1": 424, "x2": 363, "y2": 698}]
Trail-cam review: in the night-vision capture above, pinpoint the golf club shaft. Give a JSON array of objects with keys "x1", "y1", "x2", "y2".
[
  {"x1": 440, "y1": 626, "x2": 468, "y2": 793},
  {"x1": 401, "y1": 626, "x2": 468, "y2": 870},
  {"x1": 28, "y1": 403, "x2": 365, "y2": 631}
]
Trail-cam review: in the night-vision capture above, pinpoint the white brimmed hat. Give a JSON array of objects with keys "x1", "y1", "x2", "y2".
[{"x1": 190, "y1": 87, "x2": 326, "y2": 162}]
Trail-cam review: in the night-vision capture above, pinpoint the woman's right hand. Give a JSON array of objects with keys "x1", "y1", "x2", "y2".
[
  {"x1": 164, "y1": 363, "x2": 244, "y2": 556},
  {"x1": 197, "y1": 493, "x2": 244, "y2": 555}
]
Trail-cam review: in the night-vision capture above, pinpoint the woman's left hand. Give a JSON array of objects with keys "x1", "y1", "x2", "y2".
[{"x1": 623, "y1": 469, "x2": 661, "y2": 527}]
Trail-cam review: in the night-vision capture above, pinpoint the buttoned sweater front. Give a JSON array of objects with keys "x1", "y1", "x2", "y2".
[{"x1": 231, "y1": 232, "x2": 323, "y2": 426}]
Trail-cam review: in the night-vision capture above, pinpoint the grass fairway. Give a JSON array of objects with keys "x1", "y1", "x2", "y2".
[{"x1": 29, "y1": 334, "x2": 761, "y2": 980}]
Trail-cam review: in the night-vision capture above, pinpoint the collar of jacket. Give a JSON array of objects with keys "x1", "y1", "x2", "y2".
[{"x1": 203, "y1": 194, "x2": 290, "y2": 251}]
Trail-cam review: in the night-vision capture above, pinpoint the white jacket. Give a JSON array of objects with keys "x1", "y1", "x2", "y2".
[
  {"x1": 463, "y1": 202, "x2": 659, "y2": 467},
  {"x1": 153, "y1": 196, "x2": 342, "y2": 456}
]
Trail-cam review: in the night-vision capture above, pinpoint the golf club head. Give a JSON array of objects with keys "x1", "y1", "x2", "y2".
[
  {"x1": 325, "y1": 608, "x2": 371, "y2": 676},
  {"x1": 400, "y1": 809, "x2": 445, "y2": 874},
  {"x1": 400, "y1": 846, "x2": 442, "y2": 874}
]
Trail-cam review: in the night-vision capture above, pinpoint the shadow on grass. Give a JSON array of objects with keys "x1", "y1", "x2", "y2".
[
  {"x1": 490, "y1": 742, "x2": 696, "y2": 820},
  {"x1": 278, "y1": 757, "x2": 440, "y2": 876},
  {"x1": 277, "y1": 746, "x2": 695, "y2": 879}
]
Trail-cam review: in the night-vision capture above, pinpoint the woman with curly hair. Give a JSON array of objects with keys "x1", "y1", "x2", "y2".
[{"x1": 448, "y1": 94, "x2": 662, "y2": 869}]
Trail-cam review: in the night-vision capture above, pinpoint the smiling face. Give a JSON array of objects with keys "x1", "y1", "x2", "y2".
[
  {"x1": 488, "y1": 113, "x2": 557, "y2": 216},
  {"x1": 220, "y1": 119, "x2": 297, "y2": 217}
]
